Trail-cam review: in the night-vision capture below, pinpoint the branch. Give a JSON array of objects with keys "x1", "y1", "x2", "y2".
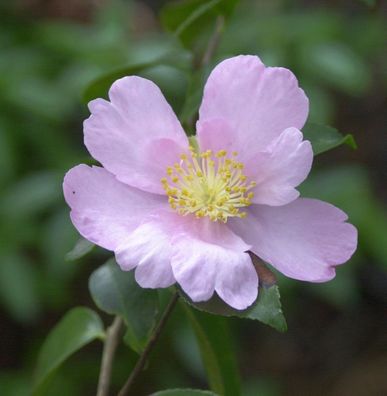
[
  {"x1": 97, "y1": 316, "x2": 124, "y2": 396},
  {"x1": 201, "y1": 15, "x2": 225, "y2": 67},
  {"x1": 117, "y1": 292, "x2": 179, "y2": 396},
  {"x1": 187, "y1": 15, "x2": 225, "y2": 130}
]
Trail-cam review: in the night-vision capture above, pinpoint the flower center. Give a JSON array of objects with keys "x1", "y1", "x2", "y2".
[{"x1": 161, "y1": 146, "x2": 256, "y2": 223}]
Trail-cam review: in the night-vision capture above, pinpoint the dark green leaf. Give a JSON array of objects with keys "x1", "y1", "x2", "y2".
[
  {"x1": 161, "y1": 0, "x2": 238, "y2": 49},
  {"x1": 302, "y1": 122, "x2": 357, "y2": 156},
  {"x1": 182, "y1": 285, "x2": 287, "y2": 332},
  {"x1": 0, "y1": 251, "x2": 41, "y2": 323},
  {"x1": 0, "y1": 171, "x2": 62, "y2": 221},
  {"x1": 151, "y1": 389, "x2": 218, "y2": 396},
  {"x1": 88, "y1": 258, "x2": 159, "y2": 353},
  {"x1": 359, "y1": 0, "x2": 376, "y2": 6},
  {"x1": 241, "y1": 286, "x2": 287, "y2": 332},
  {"x1": 180, "y1": 256, "x2": 286, "y2": 332},
  {"x1": 179, "y1": 256, "x2": 286, "y2": 333},
  {"x1": 182, "y1": 306, "x2": 226, "y2": 395},
  {"x1": 33, "y1": 307, "x2": 104, "y2": 395},
  {"x1": 301, "y1": 43, "x2": 371, "y2": 95},
  {"x1": 180, "y1": 67, "x2": 210, "y2": 128},
  {"x1": 65, "y1": 237, "x2": 95, "y2": 261},
  {"x1": 83, "y1": 51, "x2": 191, "y2": 103},
  {"x1": 184, "y1": 307, "x2": 241, "y2": 396},
  {"x1": 173, "y1": 0, "x2": 222, "y2": 38}
]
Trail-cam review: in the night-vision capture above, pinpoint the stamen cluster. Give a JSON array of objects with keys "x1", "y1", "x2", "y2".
[{"x1": 161, "y1": 146, "x2": 256, "y2": 222}]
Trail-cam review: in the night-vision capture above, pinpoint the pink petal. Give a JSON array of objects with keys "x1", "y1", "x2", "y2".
[
  {"x1": 215, "y1": 252, "x2": 258, "y2": 310},
  {"x1": 84, "y1": 76, "x2": 189, "y2": 194},
  {"x1": 63, "y1": 164, "x2": 166, "y2": 250},
  {"x1": 197, "y1": 55, "x2": 309, "y2": 159},
  {"x1": 171, "y1": 219, "x2": 258, "y2": 310},
  {"x1": 196, "y1": 118, "x2": 236, "y2": 154},
  {"x1": 115, "y1": 222, "x2": 175, "y2": 288},
  {"x1": 245, "y1": 127, "x2": 313, "y2": 206},
  {"x1": 229, "y1": 198, "x2": 357, "y2": 282}
]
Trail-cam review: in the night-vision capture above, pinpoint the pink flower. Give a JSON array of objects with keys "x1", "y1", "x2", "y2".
[{"x1": 63, "y1": 55, "x2": 357, "y2": 310}]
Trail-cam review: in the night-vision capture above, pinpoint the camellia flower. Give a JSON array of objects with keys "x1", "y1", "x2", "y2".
[{"x1": 63, "y1": 55, "x2": 357, "y2": 310}]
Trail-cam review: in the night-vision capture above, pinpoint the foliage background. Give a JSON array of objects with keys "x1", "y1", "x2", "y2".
[{"x1": 0, "y1": 0, "x2": 386, "y2": 395}]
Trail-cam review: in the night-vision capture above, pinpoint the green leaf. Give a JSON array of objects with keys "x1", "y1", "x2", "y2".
[
  {"x1": 88, "y1": 258, "x2": 159, "y2": 353},
  {"x1": 83, "y1": 51, "x2": 190, "y2": 103},
  {"x1": 242, "y1": 286, "x2": 287, "y2": 331},
  {"x1": 0, "y1": 251, "x2": 41, "y2": 323},
  {"x1": 185, "y1": 307, "x2": 241, "y2": 396},
  {"x1": 182, "y1": 285, "x2": 287, "y2": 332},
  {"x1": 173, "y1": 0, "x2": 222, "y2": 38},
  {"x1": 151, "y1": 389, "x2": 218, "y2": 396},
  {"x1": 65, "y1": 237, "x2": 95, "y2": 261},
  {"x1": 182, "y1": 306, "x2": 227, "y2": 395},
  {"x1": 180, "y1": 256, "x2": 286, "y2": 333},
  {"x1": 359, "y1": 0, "x2": 376, "y2": 6},
  {"x1": 161, "y1": 0, "x2": 238, "y2": 49},
  {"x1": 33, "y1": 307, "x2": 104, "y2": 395},
  {"x1": 0, "y1": 171, "x2": 62, "y2": 221},
  {"x1": 301, "y1": 43, "x2": 371, "y2": 95},
  {"x1": 302, "y1": 122, "x2": 357, "y2": 156},
  {"x1": 180, "y1": 67, "x2": 209, "y2": 128}
]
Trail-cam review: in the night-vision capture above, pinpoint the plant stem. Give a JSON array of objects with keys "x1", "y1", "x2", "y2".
[
  {"x1": 117, "y1": 292, "x2": 179, "y2": 396},
  {"x1": 187, "y1": 15, "x2": 225, "y2": 130},
  {"x1": 201, "y1": 15, "x2": 225, "y2": 67},
  {"x1": 97, "y1": 316, "x2": 124, "y2": 396}
]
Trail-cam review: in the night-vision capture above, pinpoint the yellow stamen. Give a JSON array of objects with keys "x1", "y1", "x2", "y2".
[{"x1": 161, "y1": 148, "x2": 256, "y2": 223}]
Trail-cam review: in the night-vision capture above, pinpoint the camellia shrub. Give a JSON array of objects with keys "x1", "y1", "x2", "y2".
[{"x1": 33, "y1": 2, "x2": 363, "y2": 396}]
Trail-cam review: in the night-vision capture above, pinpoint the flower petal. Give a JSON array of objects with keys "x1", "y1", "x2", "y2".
[
  {"x1": 115, "y1": 222, "x2": 175, "y2": 288},
  {"x1": 171, "y1": 219, "x2": 258, "y2": 310},
  {"x1": 229, "y1": 198, "x2": 357, "y2": 282},
  {"x1": 84, "y1": 76, "x2": 189, "y2": 194},
  {"x1": 197, "y1": 55, "x2": 309, "y2": 159},
  {"x1": 245, "y1": 127, "x2": 313, "y2": 206},
  {"x1": 215, "y1": 253, "x2": 258, "y2": 310},
  {"x1": 63, "y1": 164, "x2": 166, "y2": 250}
]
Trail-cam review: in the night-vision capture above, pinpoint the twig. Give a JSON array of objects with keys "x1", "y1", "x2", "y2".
[
  {"x1": 97, "y1": 316, "x2": 124, "y2": 396},
  {"x1": 117, "y1": 292, "x2": 179, "y2": 396},
  {"x1": 200, "y1": 15, "x2": 225, "y2": 68},
  {"x1": 187, "y1": 15, "x2": 226, "y2": 130}
]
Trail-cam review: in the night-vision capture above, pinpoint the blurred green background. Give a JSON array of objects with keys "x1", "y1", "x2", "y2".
[{"x1": 0, "y1": 0, "x2": 386, "y2": 395}]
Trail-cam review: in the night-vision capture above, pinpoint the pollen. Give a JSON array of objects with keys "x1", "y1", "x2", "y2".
[{"x1": 161, "y1": 148, "x2": 256, "y2": 223}]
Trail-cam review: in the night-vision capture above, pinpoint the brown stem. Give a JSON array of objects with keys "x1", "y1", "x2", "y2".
[
  {"x1": 117, "y1": 292, "x2": 179, "y2": 396},
  {"x1": 97, "y1": 316, "x2": 124, "y2": 396},
  {"x1": 187, "y1": 15, "x2": 226, "y2": 131},
  {"x1": 201, "y1": 15, "x2": 225, "y2": 67}
]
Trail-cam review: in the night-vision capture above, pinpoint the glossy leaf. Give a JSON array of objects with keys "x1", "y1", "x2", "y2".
[
  {"x1": 180, "y1": 257, "x2": 287, "y2": 333},
  {"x1": 302, "y1": 122, "x2": 357, "y2": 156},
  {"x1": 151, "y1": 389, "x2": 218, "y2": 396},
  {"x1": 83, "y1": 51, "x2": 190, "y2": 103},
  {"x1": 182, "y1": 285, "x2": 287, "y2": 333},
  {"x1": 184, "y1": 307, "x2": 241, "y2": 396},
  {"x1": 180, "y1": 67, "x2": 210, "y2": 128},
  {"x1": 88, "y1": 259, "x2": 159, "y2": 353},
  {"x1": 161, "y1": 0, "x2": 238, "y2": 49},
  {"x1": 182, "y1": 306, "x2": 226, "y2": 395},
  {"x1": 33, "y1": 307, "x2": 104, "y2": 395},
  {"x1": 65, "y1": 237, "x2": 95, "y2": 261},
  {"x1": 179, "y1": 257, "x2": 285, "y2": 333},
  {"x1": 200, "y1": 315, "x2": 240, "y2": 395}
]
